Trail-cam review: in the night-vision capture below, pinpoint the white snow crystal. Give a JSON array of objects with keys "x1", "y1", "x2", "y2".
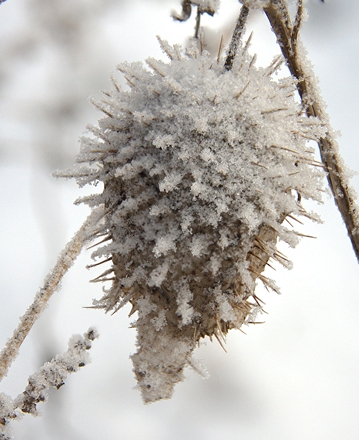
[
  {"x1": 175, "y1": 281, "x2": 195, "y2": 326},
  {"x1": 192, "y1": 0, "x2": 220, "y2": 14},
  {"x1": 153, "y1": 236, "x2": 176, "y2": 257},
  {"x1": 148, "y1": 262, "x2": 169, "y2": 286},
  {"x1": 151, "y1": 309, "x2": 167, "y2": 331}
]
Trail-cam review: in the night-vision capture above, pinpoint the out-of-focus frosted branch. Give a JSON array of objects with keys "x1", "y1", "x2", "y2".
[
  {"x1": 263, "y1": 0, "x2": 359, "y2": 262},
  {"x1": 0, "y1": 328, "x2": 98, "y2": 440},
  {"x1": 172, "y1": 0, "x2": 220, "y2": 38},
  {"x1": 0, "y1": 208, "x2": 102, "y2": 383}
]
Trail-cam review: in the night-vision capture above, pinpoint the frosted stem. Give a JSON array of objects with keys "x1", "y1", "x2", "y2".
[
  {"x1": 0, "y1": 208, "x2": 102, "y2": 382},
  {"x1": 0, "y1": 328, "x2": 98, "y2": 438},
  {"x1": 264, "y1": 0, "x2": 359, "y2": 263},
  {"x1": 224, "y1": 4, "x2": 249, "y2": 71}
]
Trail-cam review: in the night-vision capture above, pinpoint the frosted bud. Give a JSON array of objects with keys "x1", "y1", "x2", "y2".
[{"x1": 68, "y1": 38, "x2": 325, "y2": 403}]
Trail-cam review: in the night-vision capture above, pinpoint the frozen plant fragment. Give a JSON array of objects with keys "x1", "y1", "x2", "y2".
[
  {"x1": 66, "y1": 37, "x2": 325, "y2": 403},
  {"x1": 0, "y1": 329, "x2": 98, "y2": 439},
  {"x1": 172, "y1": 0, "x2": 220, "y2": 22}
]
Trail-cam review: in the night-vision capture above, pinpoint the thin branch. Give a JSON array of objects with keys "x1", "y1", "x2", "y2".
[
  {"x1": 194, "y1": 6, "x2": 201, "y2": 39},
  {"x1": 0, "y1": 329, "x2": 98, "y2": 438},
  {"x1": 263, "y1": 0, "x2": 359, "y2": 262},
  {"x1": 224, "y1": 5, "x2": 250, "y2": 71},
  {"x1": 0, "y1": 208, "x2": 103, "y2": 382},
  {"x1": 17, "y1": 328, "x2": 99, "y2": 416},
  {"x1": 292, "y1": 0, "x2": 303, "y2": 48}
]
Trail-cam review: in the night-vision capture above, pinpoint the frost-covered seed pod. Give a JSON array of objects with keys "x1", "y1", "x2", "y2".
[{"x1": 68, "y1": 38, "x2": 325, "y2": 403}]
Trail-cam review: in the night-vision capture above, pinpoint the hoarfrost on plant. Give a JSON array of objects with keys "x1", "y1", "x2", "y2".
[{"x1": 67, "y1": 37, "x2": 326, "y2": 402}]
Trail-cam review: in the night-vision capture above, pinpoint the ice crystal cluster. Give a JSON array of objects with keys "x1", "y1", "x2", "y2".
[
  {"x1": 191, "y1": 0, "x2": 220, "y2": 14},
  {"x1": 239, "y1": 0, "x2": 270, "y2": 10},
  {"x1": 68, "y1": 38, "x2": 325, "y2": 402}
]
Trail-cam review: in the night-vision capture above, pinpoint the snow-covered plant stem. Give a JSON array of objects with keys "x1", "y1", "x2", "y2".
[
  {"x1": 0, "y1": 328, "x2": 98, "y2": 440},
  {"x1": 0, "y1": 208, "x2": 101, "y2": 383},
  {"x1": 261, "y1": 0, "x2": 359, "y2": 261}
]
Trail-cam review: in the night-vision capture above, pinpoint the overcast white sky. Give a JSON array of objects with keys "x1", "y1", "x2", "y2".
[{"x1": 1, "y1": 1, "x2": 359, "y2": 439}]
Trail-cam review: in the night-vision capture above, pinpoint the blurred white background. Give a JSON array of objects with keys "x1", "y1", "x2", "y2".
[{"x1": 1, "y1": 0, "x2": 359, "y2": 439}]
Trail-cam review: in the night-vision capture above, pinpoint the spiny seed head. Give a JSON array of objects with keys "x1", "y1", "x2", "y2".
[{"x1": 68, "y1": 38, "x2": 325, "y2": 402}]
